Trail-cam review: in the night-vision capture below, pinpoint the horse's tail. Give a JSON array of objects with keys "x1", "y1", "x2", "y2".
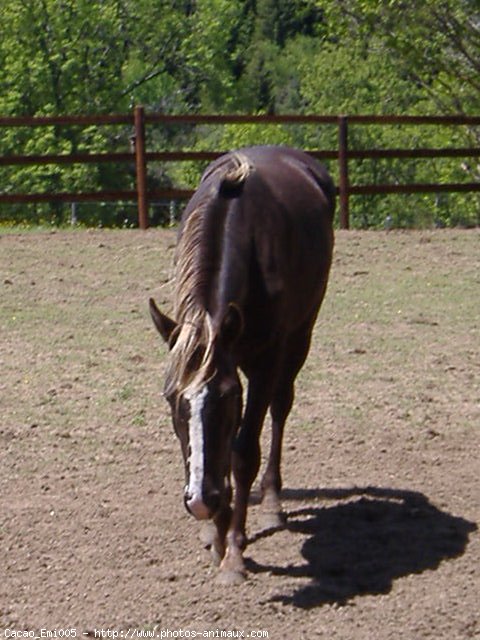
[{"x1": 219, "y1": 152, "x2": 252, "y2": 197}]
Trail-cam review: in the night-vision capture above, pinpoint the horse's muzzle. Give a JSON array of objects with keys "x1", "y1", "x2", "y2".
[{"x1": 184, "y1": 489, "x2": 221, "y2": 520}]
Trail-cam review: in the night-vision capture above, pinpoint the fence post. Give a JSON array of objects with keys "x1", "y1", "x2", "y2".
[
  {"x1": 134, "y1": 105, "x2": 148, "y2": 229},
  {"x1": 338, "y1": 115, "x2": 349, "y2": 229}
]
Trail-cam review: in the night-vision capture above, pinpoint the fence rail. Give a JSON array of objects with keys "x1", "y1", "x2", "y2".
[{"x1": 1, "y1": 107, "x2": 479, "y2": 228}]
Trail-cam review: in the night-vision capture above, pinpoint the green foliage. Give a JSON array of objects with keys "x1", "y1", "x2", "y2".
[
  {"x1": 322, "y1": 0, "x2": 480, "y2": 116},
  {"x1": 0, "y1": 0, "x2": 478, "y2": 227}
]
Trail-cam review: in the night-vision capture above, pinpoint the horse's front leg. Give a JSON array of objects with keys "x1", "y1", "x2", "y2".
[
  {"x1": 199, "y1": 480, "x2": 232, "y2": 566},
  {"x1": 218, "y1": 371, "x2": 274, "y2": 584}
]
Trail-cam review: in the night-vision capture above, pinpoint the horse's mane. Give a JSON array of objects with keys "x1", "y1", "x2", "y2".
[{"x1": 165, "y1": 152, "x2": 252, "y2": 396}]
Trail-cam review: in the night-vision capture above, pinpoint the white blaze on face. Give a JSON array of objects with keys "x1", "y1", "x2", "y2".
[{"x1": 184, "y1": 385, "x2": 209, "y2": 519}]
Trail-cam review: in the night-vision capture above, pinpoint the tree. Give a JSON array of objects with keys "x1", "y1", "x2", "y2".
[
  {"x1": 322, "y1": 0, "x2": 480, "y2": 117},
  {"x1": 0, "y1": 0, "x2": 477, "y2": 227},
  {"x1": 315, "y1": 0, "x2": 480, "y2": 226},
  {"x1": 0, "y1": 0, "x2": 191, "y2": 223}
]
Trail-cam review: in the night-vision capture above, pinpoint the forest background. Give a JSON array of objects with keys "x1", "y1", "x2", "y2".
[{"x1": 0, "y1": 0, "x2": 478, "y2": 228}]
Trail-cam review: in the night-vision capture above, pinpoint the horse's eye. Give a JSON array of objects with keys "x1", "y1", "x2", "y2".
[{"x1": 164, "y1": 392, "x2": 174, "y2": 405}]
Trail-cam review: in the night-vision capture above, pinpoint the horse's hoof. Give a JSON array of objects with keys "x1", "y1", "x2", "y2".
[
  {"x1": 258, "y1": 510, "x2": 286, "y2": 531},
  {"x1": 216, "y1": 569, "x2": 246, "y2": 585},
  {"x1": 199, "y1": 521, "x2": 217, "y2": 547},
  {"x1": 210, "y1": 545, "x2": 223, "y2": 567}
]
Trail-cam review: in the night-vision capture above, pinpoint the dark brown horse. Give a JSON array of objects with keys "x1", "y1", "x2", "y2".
[{"x1": 150, "y1": 145, "x2": 334, "y2": 583}]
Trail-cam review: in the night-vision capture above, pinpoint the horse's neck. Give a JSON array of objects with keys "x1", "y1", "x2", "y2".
[
  {"x1": 178, "y1": 195, "x2": 251, "y2": 324},
  {"x1": 209, "y1": 218, "x2": 251, "y2": 323}
]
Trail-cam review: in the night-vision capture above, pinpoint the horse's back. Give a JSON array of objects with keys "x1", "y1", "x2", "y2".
[
  {"x1": 235, "y1": 146, "x2": 335, "y2": 330},
  {"x1": 210, "y1": 146, "x2": 334, "y2": 270},
  {"x1": 239, "y1": 145, "x2": 334, "y2": 206},
  {"x1": 180, "y1": 145, "x2": 335, "y2": 352},
  {"x1": 203, "y1": 145, "x2": 335, "y2": 224}
]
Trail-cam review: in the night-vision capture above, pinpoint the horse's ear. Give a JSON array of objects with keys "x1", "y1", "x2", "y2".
[
  {"x1": 218, "y1": 303, "x2": 244, "y2": 348},
  {"x1": 149, "y1": 298, "x2": 178, "y2": 346}
]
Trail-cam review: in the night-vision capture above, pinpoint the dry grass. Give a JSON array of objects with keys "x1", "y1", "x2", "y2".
[{"x1": 1, "y1": 228, "x2": 478, "y2": 637}]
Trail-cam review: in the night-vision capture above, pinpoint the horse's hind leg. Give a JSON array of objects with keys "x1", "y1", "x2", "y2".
[
  {"x1": 260, "y1": 329, "x2": 312, "y2": 528},
  {"x1": 259, "y1": 386, "x2": 293, "y2": 528}
]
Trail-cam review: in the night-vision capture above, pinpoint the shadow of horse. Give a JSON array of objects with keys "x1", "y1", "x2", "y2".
[{"x1": 246, "y1": 486, "x2": 477, "y2": 608}]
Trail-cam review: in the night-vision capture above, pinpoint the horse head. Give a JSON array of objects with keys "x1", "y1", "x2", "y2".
[{"x1": 150, "y1": 298, "x2": 243, "y2": 520}]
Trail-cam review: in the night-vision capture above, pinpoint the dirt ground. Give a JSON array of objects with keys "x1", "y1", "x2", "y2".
[{"x1": 1, "y1": 228, "x2": 478, "y2": 639}]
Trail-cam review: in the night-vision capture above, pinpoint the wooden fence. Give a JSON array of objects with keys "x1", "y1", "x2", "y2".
[{"x1": 1, "y1": 106, "x2": 479, "y2": 229}]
